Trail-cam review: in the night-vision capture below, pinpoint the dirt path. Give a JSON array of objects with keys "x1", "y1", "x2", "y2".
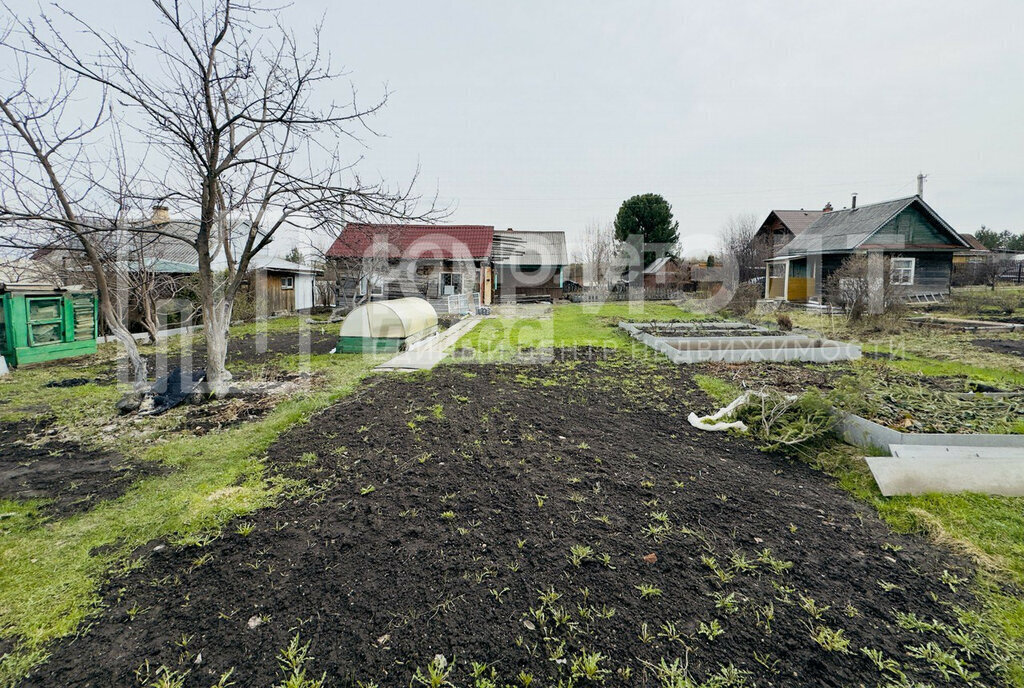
[{"x1": 17, "y1": 350, "x2": 1005, "y2": 687}]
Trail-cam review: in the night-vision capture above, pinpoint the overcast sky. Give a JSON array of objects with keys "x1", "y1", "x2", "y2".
[{"x1": 7, "y1": 1, "x2": 1023, "y2": 258}]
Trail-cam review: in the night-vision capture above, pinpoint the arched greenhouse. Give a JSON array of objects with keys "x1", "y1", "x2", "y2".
[{"x1": 337, "y1": 297, "x2": 438, "y2": 353}]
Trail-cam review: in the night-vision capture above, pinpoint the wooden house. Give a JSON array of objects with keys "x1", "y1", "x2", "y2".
[
  {"x1": 755, "y1": 206, "x2": 828, "y2": 253},
  {"x1": 764, "y1": 195, "x2": 970, "y2": 303},
  {"x1": 326, "y1": 224, "x2": 495, "y2": 307},
  {"x1": 491, "y1": 230, "x2": 568, "y2": 302},
  {"x1": 242, "y1": 256, "x2": 321, "y2": 314},
  {"x1": 641, "y1": 257, "x2": 690, "y2": 290}
]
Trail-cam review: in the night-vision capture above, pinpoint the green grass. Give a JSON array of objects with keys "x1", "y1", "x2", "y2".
[
  {"x1": 866, "y1": 344, "x2": 1024, "y2": 387},
  {"x1": 693, "y1": 374, "x2": 743, "y2": 406},
  {"x1": 0, "y1": 359, "x2": 118, "y2": 424},
  {"x1": 0, "y1": 352, "x2": 382, "y2": 684},
  {"x1": 458, "y1": 301, "x2": 707, "y2": 360}
]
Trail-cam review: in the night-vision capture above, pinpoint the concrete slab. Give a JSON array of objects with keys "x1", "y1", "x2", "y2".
[
  {"x1": 375, "y1": 316, "x2": 481, "y2": 372},
  {"x1": 865, "y1": 454, "x2": 1024, "y2": 497}
]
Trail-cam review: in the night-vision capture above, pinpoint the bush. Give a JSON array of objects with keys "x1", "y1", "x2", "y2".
[
  {"x1": 823, "y1": 254, "x2": 905, "y2": 322},
  {"x1": 776, "y1": 313, "x2": 793, "y2": 331},
  {"x1": 724, "y1": 283, "x2": 760, "y2": 315}
]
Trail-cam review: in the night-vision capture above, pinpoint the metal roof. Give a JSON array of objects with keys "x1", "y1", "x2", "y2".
[
  {"x1": 643, "y1": 256, "x2": 673, "y2": 274},
  {"x1": 327, "y1": 224, "x2": 494, "y2": 260},
  {"x1": 776, "y1": 196, "x2": 968, "y2": 257},
  {"x1": 491, "y1": 230, "x2": 568, "y2": 266},
  {"x1": 245, "y1": 255, "x2": 321, "y2": 274}
]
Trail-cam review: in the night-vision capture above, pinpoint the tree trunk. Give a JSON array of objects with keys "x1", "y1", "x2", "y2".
[
  {"x1": 200, "y1": 282, "x2": 235, "y2": 398},
  {"x1": 99, "y1": 296, "x2": 148, "y2": 387},
  {"x1": 141, "y1": 290, "x2": 159, "y2": 344}
]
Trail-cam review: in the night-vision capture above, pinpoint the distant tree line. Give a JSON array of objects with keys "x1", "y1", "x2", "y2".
[{"x1": 974, "y1": 227, "x2": 1024, "y2": 252}]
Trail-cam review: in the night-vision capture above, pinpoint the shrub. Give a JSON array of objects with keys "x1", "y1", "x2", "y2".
[
  {"x1": 776, "y1": 313, "x2": 793, "y2": 331},
  {"x1": 823, "y1": 254, "x2": 905, "y2": 322},
  {"x1": 724, "y1": 283, "x2": 760, "y2": 315}
]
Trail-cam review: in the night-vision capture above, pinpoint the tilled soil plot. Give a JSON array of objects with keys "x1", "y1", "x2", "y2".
[
  {"x1": 974, "y1": 338, "x2": 1024, "y2": 358},
  {"x1": 18, "y1": 350, "x2": 1009, "y2": 687},
  {"x1": 142, "y1": 329, "x2": 339, "y2": 372},
  {"x1": 0, "y1": 417, "x2": 161, "y2": 519}
]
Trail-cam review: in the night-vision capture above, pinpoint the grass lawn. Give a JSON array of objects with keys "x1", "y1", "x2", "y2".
[
  {"x1": 0, "y1": 319, "x2": 384, "y2": 682},
  {"x1": 459, "y1": 301, "x2": 707, "y2": 360}
]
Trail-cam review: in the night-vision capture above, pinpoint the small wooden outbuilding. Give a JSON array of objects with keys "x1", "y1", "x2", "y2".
[{"x1": 0, "y1": 283, "x2": 97, "y2": 366}]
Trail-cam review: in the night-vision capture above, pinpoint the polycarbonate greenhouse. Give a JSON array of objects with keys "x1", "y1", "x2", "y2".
[{"x1": 337, "y1": 297, "x2": 438, "y2": 353}]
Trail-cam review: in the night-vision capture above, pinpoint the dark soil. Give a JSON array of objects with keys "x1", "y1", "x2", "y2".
[
  {"x1": 0, "y1": 417, "x2": 162, "y2": 519},
  {"x1": 974, "y1": 337, "x2": 1024, "y2": 357},
  {"x1": 145, "y1": 329, "x2": 339, "y2": 373},
  {"x1": 17, "y1": 351, "x2": 1006, "y2": 687}
]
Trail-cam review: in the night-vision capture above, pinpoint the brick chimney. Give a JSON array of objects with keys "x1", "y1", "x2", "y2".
[
  {"x1": 151, "y1": 205, "x2": 170, "y2": 225},
  {"x1": 822, "y1": 202, "x2": 833, "y2": 213}
]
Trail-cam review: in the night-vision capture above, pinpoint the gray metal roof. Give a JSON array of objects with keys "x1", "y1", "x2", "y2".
[
  {"x1": 776, "y1": 196, "x2": 968, "y2": 257},
  {"x1": 492, "y1": 230, "x2": 568, "y2": 266},
  {"x1": 644, "y1": 256, "x2": 673, "y2": 274}
]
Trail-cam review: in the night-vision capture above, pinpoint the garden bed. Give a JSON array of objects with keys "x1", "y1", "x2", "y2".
[
  {"x1": 621, "y1": 321, "x2": 861, "y2": 364},
  {"x1": 16, "y1": 352, "x2": 1009, "y2": 687},
  {"x1": 0, "y1": 418, "x2": 163, "y2": 520}
]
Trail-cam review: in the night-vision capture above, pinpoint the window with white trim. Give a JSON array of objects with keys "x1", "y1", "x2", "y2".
[
  {"x1": 890, "y1": 257, "x2": 915, "y2": 285},
  {"x1": 281, "y1": 276, "x2": 294, "y2": 290}
]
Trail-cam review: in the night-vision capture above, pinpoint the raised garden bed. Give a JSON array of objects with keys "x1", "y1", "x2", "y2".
[
  {"x1": 621, "y1": 321, "x2": 861, "y2": 364},
  {"x1": 837, "y1": 411, "x2": 1024, "y2": 497}
]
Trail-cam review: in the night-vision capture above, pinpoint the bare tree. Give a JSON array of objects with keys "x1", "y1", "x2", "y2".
[
  {"x1": 11, "y1": 1, "x2": 434, "y2": 395},
  {"x1": 573, "y1": 220, "x2": 617, "y2": 287},
  {"x1": 0, "y1": 39, "x2": 149, "y2": 385},
  {"x1": 824, "y1": 253, "x2": 906, "y2": 321},
  {"x1": 718, "y1": 212, "x2": 771, "y2": 284}
]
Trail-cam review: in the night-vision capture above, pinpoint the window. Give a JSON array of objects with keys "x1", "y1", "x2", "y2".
[
  {"x1": 27, "y1": 297, "x2": 64, "y2": 346},
  {"x1": 890, "y1": 257, "x2": 915, "y2": 285},
  {"x1": 281, "y1": 276, "x2": 294, "y2": 290},
  {"x1": 440, "y1": 272, "x2": 463, "y2": 296}
]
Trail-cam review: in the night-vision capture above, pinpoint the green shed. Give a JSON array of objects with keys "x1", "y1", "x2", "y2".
[{"x1": 0, "y1": 284, "x2": 98, "y2": 366}]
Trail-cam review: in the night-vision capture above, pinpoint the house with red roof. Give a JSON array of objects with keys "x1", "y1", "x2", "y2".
[{"x1": 326, "y1": 224, "x2": 496, "y2": 306}]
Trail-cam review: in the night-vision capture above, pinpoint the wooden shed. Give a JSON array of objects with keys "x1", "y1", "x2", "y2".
[{"x1": 0, "y1": 284, "x2": 97, "y2": 366}]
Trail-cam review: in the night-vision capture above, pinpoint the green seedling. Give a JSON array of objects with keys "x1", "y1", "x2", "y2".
[{"x1": 634, "y1": 583, "x2": 662, "y2": 599}]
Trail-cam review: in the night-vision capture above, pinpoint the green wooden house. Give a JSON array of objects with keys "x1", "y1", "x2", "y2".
[
  {"x1": 763, "y1": 195, "x2": 970, "y2": 303},
  {"x1": 0, "y1": 284, "x2": 98, "y2": 366}
]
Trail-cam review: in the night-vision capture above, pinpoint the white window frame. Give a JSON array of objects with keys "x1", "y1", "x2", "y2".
[
  {"x1": 281, "y1": 275, "x2": 295, "y2": 290},
  {"x1": 890, "y1": 257, "x2": 915, "y2": 286}
]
